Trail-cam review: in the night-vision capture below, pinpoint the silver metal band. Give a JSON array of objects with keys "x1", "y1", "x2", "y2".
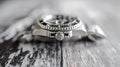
[{"x1": 32, "y1": 28, "x2": 49, "y2": 36}]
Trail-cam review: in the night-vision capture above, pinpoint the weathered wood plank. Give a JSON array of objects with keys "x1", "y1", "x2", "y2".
[
  {"x1": 62, "y1": 40, "x2": 120, "y2": 67},
  {"x1": 0, "y1": 41, "x2": 62, "y2": 67}
]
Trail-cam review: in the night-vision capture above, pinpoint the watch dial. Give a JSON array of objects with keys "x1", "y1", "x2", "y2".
[{"x1": 42, "y1": 15, "x2": 78, "y2": 25}]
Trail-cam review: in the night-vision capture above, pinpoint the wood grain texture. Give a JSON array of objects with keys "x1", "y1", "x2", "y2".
[
  {"x1": 0, "y1": 41, "x2": 62, "y2": 67},
  {"x1": 1, "y1": 39, "x2": 120, "y2": 67},
  {"x1": 62, "y1": 40, "x2": 120, "y2": 67}
]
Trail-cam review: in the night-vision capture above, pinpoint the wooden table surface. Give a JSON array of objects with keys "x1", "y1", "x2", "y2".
[{"x1": 0, "y1": 0, "x2": 120, "y2": 67}]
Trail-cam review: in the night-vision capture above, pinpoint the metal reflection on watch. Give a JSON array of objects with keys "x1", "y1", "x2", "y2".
[{"x1": 32, "y1": 14, "x2": 106, "y2": 41}]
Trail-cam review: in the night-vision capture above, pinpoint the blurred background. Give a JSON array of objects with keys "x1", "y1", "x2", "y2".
[{"x1": 0, "y1": 0, "x2": 120, "y2": 43}]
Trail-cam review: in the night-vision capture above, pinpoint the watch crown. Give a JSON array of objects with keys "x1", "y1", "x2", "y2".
[{"x1": 55, "y1": 32, "x2": 64, "y2": 40}]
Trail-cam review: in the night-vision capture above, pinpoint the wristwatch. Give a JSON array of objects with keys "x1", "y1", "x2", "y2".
[{"x1": 32, "y1": 14, "x2": 105, "y2": 41}]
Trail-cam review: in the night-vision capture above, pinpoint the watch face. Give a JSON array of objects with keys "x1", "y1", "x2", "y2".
[
  {"x1": 37, "y1": 14, "x2": 81, "y2": 31},
  {"x1": 43, "y1": 15, "x2": 75, "y2": 25}
]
